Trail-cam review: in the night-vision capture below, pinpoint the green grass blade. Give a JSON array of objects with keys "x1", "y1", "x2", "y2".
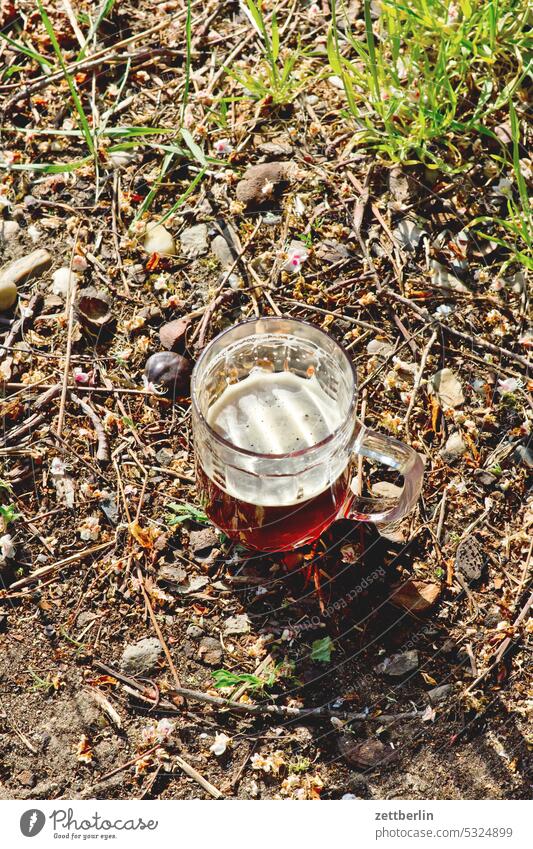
[
  {"x1": 363, "y1": 0, "x2": 382, "y2": 108},
  {"x1": 509, "y1": 100, "x2": 530, "y2": 220},
  {"x1": 132, "y1": 151, "x2": 175, "y2": 223},
  {"x1": 271, "y1": 12, "x2": 279, "y2": 62},
  {"x1": 0, "y1": 32, "x2": 54, "y2": 71},
  {"x1": 180, "y1": 128, "x2": 206, "y2": 166},
  {"x1": 77, "y1": 0, "x2": 116, "y2": 59},
  {"x1": 182, "y1": 0, "x2": 192, "y2": 121},
  {"x1": 37, "y1": 0, "x2": 95, "y2": 156},
  {"x1": 158, "y1": 167, "x2": 207, "y2": 226},
  {"x1": 0, "y1": 157, "x2": 93, "y2": 173},
  {"x1": 244, "y1": 0, "x2": 267, "y2": 39}
]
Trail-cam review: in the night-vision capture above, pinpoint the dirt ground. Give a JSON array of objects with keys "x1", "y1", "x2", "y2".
[{"x1": 0, "y1": 1, "x2": 531, "y2": 800}]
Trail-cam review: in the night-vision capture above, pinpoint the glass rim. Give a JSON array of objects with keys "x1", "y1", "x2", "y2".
[{"x1": 191, "y1": 315, "x2": 358, "y2": 460}]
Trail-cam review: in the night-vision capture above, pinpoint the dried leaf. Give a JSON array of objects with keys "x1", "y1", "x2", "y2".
[
  {"x1": 129, "y1": 520, "x2": 155, "y2": 549},
  {"x1": 76, "y1": 734, "x2": 93, "y2": 763},
  {"x1": 391, "y1": 580, "x2": 441, "y2": 612}
]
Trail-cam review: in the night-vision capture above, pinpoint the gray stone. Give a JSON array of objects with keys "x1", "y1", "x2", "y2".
[
  {"x1": 180, "y1": 223, "x2": 208, "y2": 257},
  {"x1": 183, "y1": 575, "x2": 209, "y2": 593},
  {"x1": 186, "y1": 624, "x2": 204, "y2": 639},
  {"x1": 367, "y1": 339, "x2": 394, "y2": 358},
  {"x1": 0, "y1": 249, "x2": 52, "y2": 289},
  {"x1": 211, "y1": 234, "x2": 234, "y2": 269},
  {"x1": 428, "y1": 368, "x2": 465, "y2": 409},
  {"x1": 474, "y1": 469, "x2": 497, "y2": 487},
  {"x1": 159, "y1": 566, "x2": 208, "y2": 595},
  {"x1": 430, "y1": 260, "x2": 470, "y2": 294},
  {"x1": 189, "y1": 527, "x2": 219, "y2": 553},
  {"x1": 262, "y1": 212, "x2": 282, "y2": 225},
  {"x1": 0, "y1": 220, "x2": 20, "y2": 242},
  {"x1": 223, "y1": 614, "x2": 251, "y2": 635},
  {"x1": 76, "y1": 611, "x2": 97, "y2": 628},
  {"x1": 427, "y1": 684, "x2": 453, "y2": 705},
  {"x1": 156, "y1": 447, "x2": 174, "y2": 467},
  {"x1": 375, "y1": 649, "x2": 419, "y2": 677},
  {"x1": 258, "y1": 140, "x2": 293, "y2": 157},
  {"x1": 158, "y1": 563, "x2": 187, "y2": 584},
  {"x1": 440, "y1": 431, "x2": 467, "y2": 463},
  {"x1": 388, "y1": 167, "x2": 410, "y2": 203},
  {"x1": 108, "y1": 150, "x2": 137, "y2": 169},
  {"x1": 227, "y1": 273, "x2": 241, "y2": 290},
  {"x1": 198, "y1": 636, "x2": 223, "y2": 666},
  {"x1": 120, "y1": 637, "x2": 162, "y2": 676},
  {"x1": 513, "y1": 444, "x2": 533, "y2": 469},
  {"x1": 315, "y1": 240, "x2": 351, "y2": 263}
]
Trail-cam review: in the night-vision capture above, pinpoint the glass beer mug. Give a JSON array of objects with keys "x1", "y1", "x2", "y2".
[{"x1": 191, "y1": 317, "x2": 423, "y2": 553}]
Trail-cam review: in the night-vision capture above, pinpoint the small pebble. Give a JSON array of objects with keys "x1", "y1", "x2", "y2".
[
  {"x1": 51, "y1": 266, "x2": 79, "y2": 298},
  {"x1": 223, "y1": 614, "x2": 251, "y2": 636},
  {"x1": 427, "y1": 684, "x2": 453, "y2": 705},
  {"x1": 180, "y1": 223, "x2": 209, "y2": 258},
  {"x1": 236, "y1": 161, "x2": 297, "y2": 207},
  {"x1": 0, "y1": 220, "x2": 20, "y2": 242},
  {"x1": 211, "y1": 234, "x2": 234, "y2": 269},
  {"x1": 428, "y1": 368, "x2": 465, "y2": 409},
  {"x1": 108, "y1": 150, "x2": 137, "y2": 169},
  {"x1": 198, "y1": 636, "x2": 223, "y2": 666},
  {"x1": 144, "y1": 223, "x2": 175, "y2": 256},
  {"x1": 367, "y1": 339, "x2": 394, "y2": 358},
  {"x1": 376, "y1": 650, "x2": 419, "y2": 677},
  {"x1": 121, "y1": 637, "x2": 162, "y2": 676},
  {"x1": 0, "y1": 277, "x2": 17, "y2": 311},
  {"x1": 159, "y1": 317, "x2": 189, "y2": 351},
  {"x1": 440, "y1": 431, "x2": 467, "y2": 463},
  {"x1": 0, "y1": 248, "x2": 51, "y2": 311}
]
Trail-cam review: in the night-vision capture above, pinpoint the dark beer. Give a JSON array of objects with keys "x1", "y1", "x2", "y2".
[{"x1": 196, "y1": 462, "x2": 350, "y2": 552}]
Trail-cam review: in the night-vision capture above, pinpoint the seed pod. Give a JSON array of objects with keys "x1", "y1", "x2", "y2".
[
  {"x1": 144, "y1": 351, "x2": 191, "y2": 396},
  {"x1": 76, "y1": 287, "x2": 113, "y2": 331}
]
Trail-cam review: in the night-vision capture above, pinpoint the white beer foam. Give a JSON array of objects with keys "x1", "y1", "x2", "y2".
[
  {"x1": 207, "y1": 369, "x2": 342, "y2": 454},
  {"x1": 205, "y1": 370, "x2": 348, "y2": 506}
]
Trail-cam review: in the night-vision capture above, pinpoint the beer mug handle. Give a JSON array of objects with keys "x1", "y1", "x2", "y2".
[{"x1": 346, "y1": 427, "x2": 424, "y2": 524}]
